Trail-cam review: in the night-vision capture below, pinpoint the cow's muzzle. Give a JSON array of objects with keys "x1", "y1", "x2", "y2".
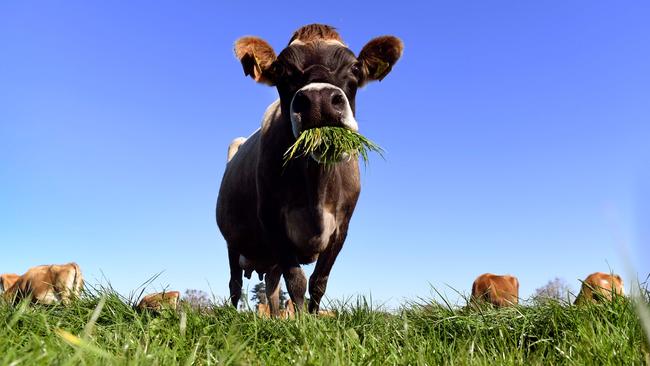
[{"x1": 290, "y1": 82, "x2": 358, "y2": 138}]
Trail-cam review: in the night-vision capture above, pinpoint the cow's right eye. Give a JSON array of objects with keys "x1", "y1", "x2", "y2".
[{"x1": 270, "y1": 62, "x2": 285, "y2": 78}]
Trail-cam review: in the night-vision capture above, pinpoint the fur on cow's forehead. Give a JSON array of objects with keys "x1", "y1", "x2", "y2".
[
  {"x1": 288, "y1": 24, "x2": 344, "y2": 46},
  {"x1": 278, "y1": 25, "x2": 354, "y2": 76},
  {"x1": 277, "y1": 42, "x2": 357, "y2": 74}
]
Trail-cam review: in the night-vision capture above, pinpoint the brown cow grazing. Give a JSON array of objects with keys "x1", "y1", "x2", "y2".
[
  {"x1": 257, "y1": 299, "x2": 295, "y2": 319},
  {"x1": 575, "y1": 272, "x2": 624, "y2": 305},
  {"x1": 317, "y1": 309, "x2": 336, "y2": 318},
  {"x1": 5, "y1": 263, "x2": 83, "y2": 305},
  {"x1": 471, "y1": 273, "x2": 519, "y2": 307},
  {"x1": 217, "y1": 24, "x2": 403, "y2": 317},
  {"x1": 0, "y1": 273, "x2": 20, "y2": 295},
  {"x1": 282, "y1": 299, "x2": 295, "y2": 319},
  {"x1": 257, "y1": 303, "x2": 271, "y2": 318},
  {"x1": 137, "y1": 291, "x2": 181, "y2": 312}
]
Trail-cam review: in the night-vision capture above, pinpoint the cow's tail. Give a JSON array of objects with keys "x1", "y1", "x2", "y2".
[
  {"x1": 69, "y1": 262, "x2": 84, "y2": 299},
  {"x1": 511, "y1": 276, "x2": 520, "y2": 305}
]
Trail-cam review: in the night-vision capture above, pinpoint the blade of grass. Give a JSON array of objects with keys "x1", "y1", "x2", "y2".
[{"x1": 283, "y1": 127, "x2": 383, "y2": 166}]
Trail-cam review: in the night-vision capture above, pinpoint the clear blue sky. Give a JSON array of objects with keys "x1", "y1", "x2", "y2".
[{"x1": 1, "y1": 2, "x2": 648, "y2": 307}]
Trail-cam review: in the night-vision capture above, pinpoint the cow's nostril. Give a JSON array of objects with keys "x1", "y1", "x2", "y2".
[
  {"x1": 331, "y1": 92, "x2": 345, "y2": 108},
  {"x1": 292, "y1": 91, "x2": 310, "y2": 113}
]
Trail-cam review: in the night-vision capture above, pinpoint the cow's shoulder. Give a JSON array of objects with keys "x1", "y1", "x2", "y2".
[{"x1": 260, "y1": 99, "x2": 282, "y2": 133}]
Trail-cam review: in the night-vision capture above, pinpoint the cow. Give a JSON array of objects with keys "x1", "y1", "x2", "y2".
[
  {"x1": 471, "y1": 273, "x2": 519, "y2": 308},
  {"x1": 4, "y1": 263, "x2": 83, "y2": 305},
  {"x1": 257, "y1": 303, "x2": 271, "y2": 318},
  {"x1": 0, "y1": 273, "x2": 20, "y2": 295},
  {"x1": 318, "y1": 310, "x2": 336, "y2": 318},
  {"x1": 283, "y1": 298, "x2": 333, "y2": 318},
  {"x1": 136, "y1": 291, "x2": 181, "y2": 312},
  {"x1": 283, "y1": 298, "x2": 295, "y2": 319},
  {"x1": 216, "y1": 24, "x2": 403, "y2": 316},
  {"x1": 574, "y1": 272, "x2": 624, "y2": 305},
  {"x1": 257, "y1": 299, "x2": 295, "y2": 319}
]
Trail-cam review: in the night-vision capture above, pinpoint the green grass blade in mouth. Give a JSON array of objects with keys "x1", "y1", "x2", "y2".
[{"x1": 283, "y1": 126, "x2": 384, "y2": 166}]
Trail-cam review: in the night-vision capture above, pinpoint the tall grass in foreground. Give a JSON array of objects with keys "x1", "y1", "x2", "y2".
[{"x1": 1, "y1": 286, "x2": 648, "y2": 365}]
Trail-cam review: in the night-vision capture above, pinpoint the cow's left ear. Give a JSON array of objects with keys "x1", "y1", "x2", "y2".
[
  {"x1": 357, "y1": 36, "x2": 403, "y2": 86},
  {"x1": 234, "y1": 36, "x2": 277, "y2": 85}
]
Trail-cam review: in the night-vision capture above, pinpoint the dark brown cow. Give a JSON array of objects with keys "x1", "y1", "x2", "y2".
[
  {"x1": 217, "y1": 24, "x2": 403, "y2": 315},
  {"x1": 574, "y1": 272, "x2": 624, "y2": 305},
  {"x1": 471, "y1": 273, "x2": 519, "y2": 307}
]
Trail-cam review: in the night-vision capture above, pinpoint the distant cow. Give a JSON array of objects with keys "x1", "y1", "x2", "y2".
[
  {"x1": 257, "y1": 303, "x2": 271, "y2": 318},
  {"x1": 471, "y1": 273, "x2": 519, "y2": 307},
  {"x1": 257, "y1": 299, "x2": 295, "y2": 319},
  {"x1": 283, "y1": 298, "x2": 333, "y2": 317},
  {"x1": 0, "y1": 273, "x2": 20, "y2": 294},
  {"x1": 137, "y1": 291, "x2": 180, "y2": 312},
  {"x1": 5, "y1": 263, "x2": 83, "y2": 305},
  {"x1": 575, "y1": 272, "x2": 624, "y2": 305},
  {"x1": 283, "y1": 299, "x2": 295, "y2": 319},
  {"x1": 318, "y1": 310, "x2": 336, "y2": 318},
  {"x1": 217, "y1": 24, "x2": 403, "y2": 317}
]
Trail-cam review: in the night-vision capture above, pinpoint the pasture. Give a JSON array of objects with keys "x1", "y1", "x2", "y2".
[{"x1": 1, "y1": 284, "x2": 648, "y2": 365}]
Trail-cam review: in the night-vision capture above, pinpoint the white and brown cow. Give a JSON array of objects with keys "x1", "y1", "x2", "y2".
[
  {"x1": 574, "y1": 272, "x2": 624, "y2": 305},
  {"x1": 217, "y1": 24, "x2": 403, "y2": 316},
  {"x1": 4, "y1": 263, "x2": 83, "y2": 305},
  {"x1": 471, "y1": 273, "x2": 520, "y2": 308}
]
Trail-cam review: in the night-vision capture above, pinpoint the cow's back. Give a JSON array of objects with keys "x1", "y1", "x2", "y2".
[
  {"x1": 471, "y1": 273, "x2": 519, "y2": 307},
  {"x1": 575, "y1": 272, "x2": 624, "y2": 304},
  {"x1": 137, "y1": 291, "x2": 180, "y2": 312},
  {"x1": 8, "y1": 263, "x2": 82, "y2": 304},
  {"x1": 10, "y1": 265, "x2": 54, "y2": 303}
]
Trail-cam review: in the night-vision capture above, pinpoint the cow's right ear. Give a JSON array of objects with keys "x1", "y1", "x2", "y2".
[{"x1": 234, "y1": 37, "x2": 277, "y2": 85}]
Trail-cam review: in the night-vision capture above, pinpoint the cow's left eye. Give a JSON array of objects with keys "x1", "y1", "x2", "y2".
[{"x1": 350, "y1": 63, "x2": 363, "y2": 79}]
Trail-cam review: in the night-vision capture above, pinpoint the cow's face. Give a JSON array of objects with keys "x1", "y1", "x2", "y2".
[{"x1": 234, "y1": 24, "x2": 403, "y2": 138}]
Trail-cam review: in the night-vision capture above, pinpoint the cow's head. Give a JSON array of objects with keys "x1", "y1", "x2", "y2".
[
  {"x1": 0, "y1": 273, "x2": 19, "y2": 294},
  {"x1": 234, "y1": 24, "x2": 403, "y2": 137}
]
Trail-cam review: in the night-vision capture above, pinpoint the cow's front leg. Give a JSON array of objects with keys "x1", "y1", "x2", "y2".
[
  {"x1": 308, "y1": 233, "x2": 346, "y2": 313},
  {"x1": 259, "y1": 203, "x2": 307, "y2": 314},
  {"x1": 264, "y1": 265, "x2": 282, "y2": 317}
]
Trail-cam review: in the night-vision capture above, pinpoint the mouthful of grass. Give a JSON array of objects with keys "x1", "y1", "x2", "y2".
[{"x1": 283, "y1": 127, "x2": 384, "y2": 166}]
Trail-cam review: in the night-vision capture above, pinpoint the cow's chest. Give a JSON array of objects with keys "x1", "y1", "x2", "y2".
[{"x1": 281, "y1": 205, "x2": 338, "y2": 255}]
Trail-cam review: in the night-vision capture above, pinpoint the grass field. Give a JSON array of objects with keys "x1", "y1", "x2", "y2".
[{"x1": 1, "y1": 285, "x2": 649, "y2": 365}]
